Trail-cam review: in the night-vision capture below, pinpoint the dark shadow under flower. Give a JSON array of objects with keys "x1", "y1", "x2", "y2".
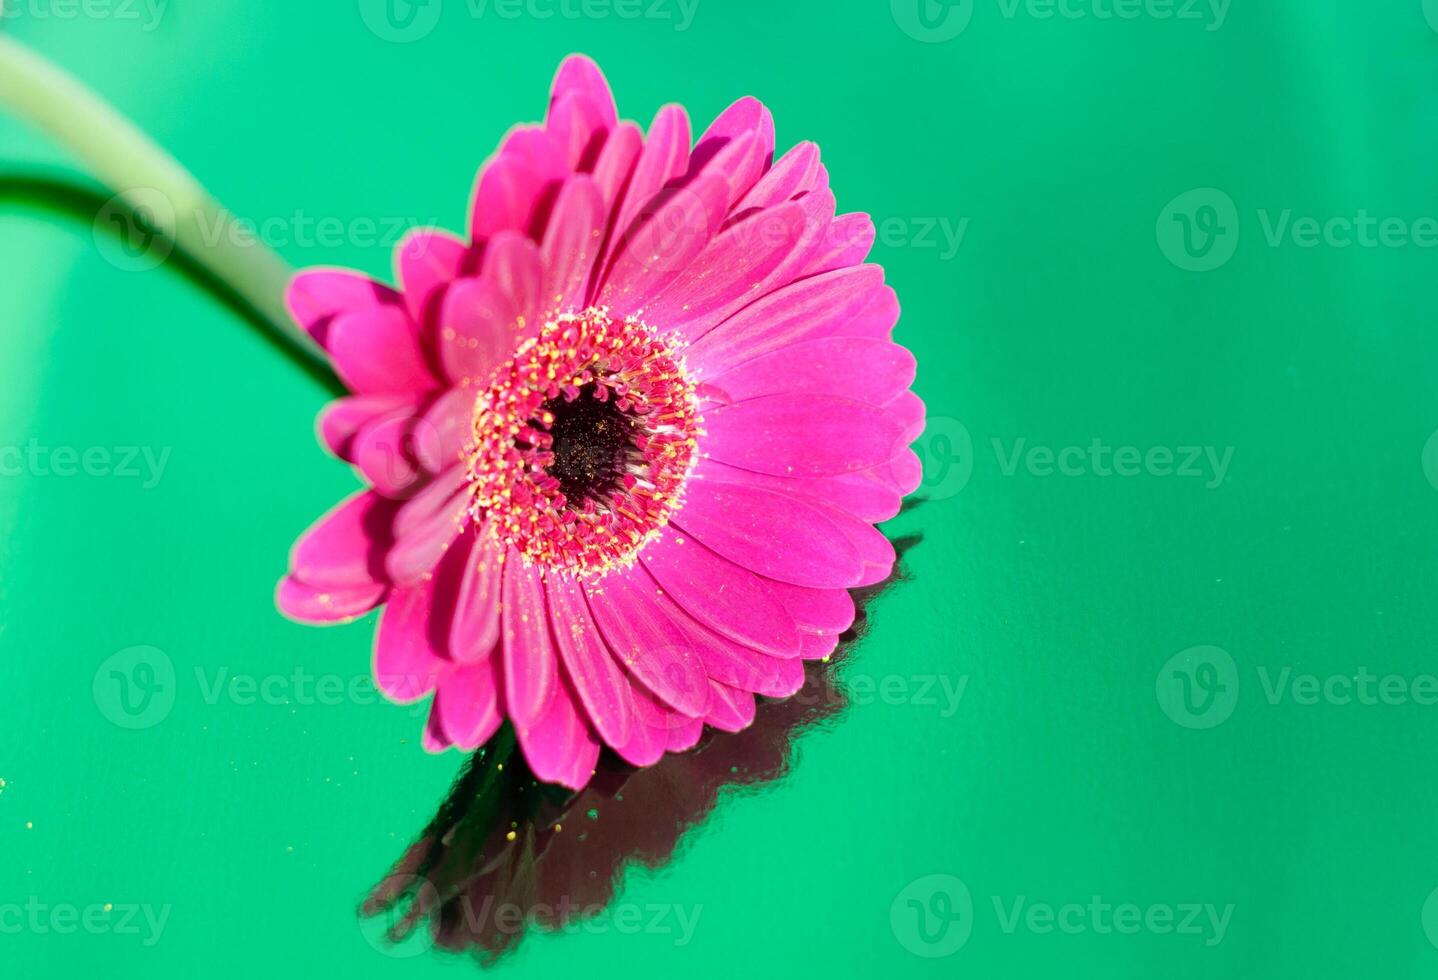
[{"x1": 362, "y1": 534, "x2": 919, "y2": 966}]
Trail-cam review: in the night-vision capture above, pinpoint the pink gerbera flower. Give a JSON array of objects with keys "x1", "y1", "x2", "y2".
[{"x1": 277, "y1": 55, "x2": 924, "y2": 789}]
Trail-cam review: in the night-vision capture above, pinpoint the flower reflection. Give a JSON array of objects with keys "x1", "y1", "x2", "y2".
[{"x1": 362, "y1": 536, "x2": 917, "y2": 964}]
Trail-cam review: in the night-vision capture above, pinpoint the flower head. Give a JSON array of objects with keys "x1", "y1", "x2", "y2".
[{"x1": 278, "y1": 55, "x2": 924, "y2": 789}]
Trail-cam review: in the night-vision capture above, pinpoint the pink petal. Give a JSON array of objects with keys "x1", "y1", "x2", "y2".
[
  {"x1": 391, "y1": 464, "x2": 467, "y2": 541},
  {"x1": 448, "y1": 529, "x2": 502, "y2": 663},
  {"x1": 516, "y1": 669, "x2": 600, "y2": 790},
  {"x1": 886, "y1": 389, "x2": 927, "y2": 444},
  {"x1": 763, "y1": 579, "x2": 856, "y2": 636},
  {"x1": 825, "y1": 467, "x2": 908, "y2": 521},
  {"x1": 600, "y1": 104, "x2": 691, "y2": 274},
  {"x1": 674, "y1": 479, "x2": 864, "y2": 588},
  {"x1": 546, "y1": 575, "x2": 635, "y2": 749},
  {"x1": 468, "y1": 157, "x2": 536, "y2": 243},
  {"x1": 843, "y1": 456, "x2": 912, "y2": 496},
  {"x1": 666, "y1": 716, "x2": 704, "y2": 753},
  {"x1": 397, "y1": 507, "x2": 478, "y2": 657},
  {"x1": 828, "y1": 506, "x2": 897, "y2": 586},
  {"x1": 845, "y1": 285, "x2": 902, "y2": 339},
  {"x1": 804, "y1": 213, "x2": 876, "y2": 275},
  {"x1": 688, "y1": 471, "x2": 893, "y2": 586},
  {"x1": 374, "y1": 575, "x2": 448, "y2": 703},
  {"x1": 479, "y1": 231, "x2": 544, "y2": 329},
  {"x1": 692, "y1": 634, "x2": 806, "y2": 698},
  {"x1": 591, "y1": 562, "x2": 806, "y2": 699},
  {"x1": 705, "y1": 393, "x2": 906, "y2": 477},
  {"x1": 598, "y1": 171, "x2": 730, "y2": 315},
  {"x1": 276, "y1": 576, "x2": 386, "y2": 625},
  {"x1": 413, "y1": 387, "x2": 472, "y2": 475},
  {"x1": 691, "y1": 97, "x2": 775, "y2": 208},
  {"x1": 727, "y1": 186, "x2": 837, "y2": 304},
  {"x1": 700, "y1": 337, "x2": 916, "y2": 407},
  {"x1": 641, "y1": 200, "x2": 808, "y2": 335},
  {"x1": 639, "y1": 681, "x2": 705, "y2": 748},
  {"x1": 438, "y1": 277, "x2": 521, "y2": 383},
  {"x1": 734, "y1": 142, "x2": 822, "y2": 213},
  {"x1": 639, "y1": 531, "x2": 802, "y2": 658},
  {"x1": 395, "y1": 228, "x2": 471, "y2": 331},
  {"x1": 328, "y1": 306, "x2": 440, "y2": 397},
  {"x1": 610, "y1": 682, "x2": 678, "y2": 767},
  {"x1": 351, "y1": 410, "x2": 434, "y2": 500},
  {"x1": 538, "y1": 176, "x2": 606, "y2": 316},
  {"x1": 696, "y1": 96, "x2": 774, "y2": 156},
  {"x1": 434, "y1": 658, "x2": 502, "y2": 750},
  {"x1": 468, "y1": 129, "x2": 567, "y2": 242},
  {"x1": 287, "y1": 491, "x2": 396, "y2": 590},
  {"x1": 583, "y1": 565, "x2": 711, "y2": 718},
  {"x1": 886, "y1": 449, "x2": 924, "y2": 495},
  {"x1": 688, "y1": 129, "x2": 758, "y2": 205},
  {"x1": 385, "y1": 482, "x2": 468, "y2": 583},
  {"x1": 549, "y1": 55, "x2": 618, "y2": 131},
  {"x1": 589, "y1": 121, "x2": 644, "y2": 217},
  {"x1": 547, "y1": 56, "x2": 617, "y2": 173},
  {"x1": 316, "y1": 395, "x2": 414, "y2": 462},
  {"x1": 546, "y1": 92, "x2": 612, "y2": 172},
  {"x1": 684, "y1": 264, "x2": 886, "y2": 378},
  {"x1": 801, "y1": 631, "x2": 841, "y2": 661},
  {"x1": 500, "y1": 556, "x2": 558, "y2": 730},
  {"x1": 286, "y1": 269, "x2": 399, "y2": 347},
  {"x1": 672, "y1": 187, "x2": 840, "y2": 345},
  {"x1": 704, "y1": 682, "x2": 756, "y2": 733},
  {"x1": 422, "y1": 710, "x2": 450, "y2": 753},
  {"x1": 692, "y1": 458, "x2": 903, "y2": 524}
]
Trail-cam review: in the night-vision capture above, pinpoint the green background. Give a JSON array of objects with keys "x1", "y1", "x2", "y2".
[{"x1": 4, "y1": 0, "x2": 1438, "y2": 976}]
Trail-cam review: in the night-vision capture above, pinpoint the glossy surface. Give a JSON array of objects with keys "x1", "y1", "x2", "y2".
[{"x1": 3, "y1": 2, "x2": 1438, "y2": 976}]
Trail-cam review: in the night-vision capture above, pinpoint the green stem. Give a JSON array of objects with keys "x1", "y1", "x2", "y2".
[{"x1": 0, "y1": 35, "x2": 324, "y2": 365}]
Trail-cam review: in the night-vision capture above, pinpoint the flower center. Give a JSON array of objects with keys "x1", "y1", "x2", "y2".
[
  {"x1": 465, "y1": 308, "x2": 701, "y2": 577},
  {"x1": 543, "y1": 384, "x2": 631, "y2": 504}
]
